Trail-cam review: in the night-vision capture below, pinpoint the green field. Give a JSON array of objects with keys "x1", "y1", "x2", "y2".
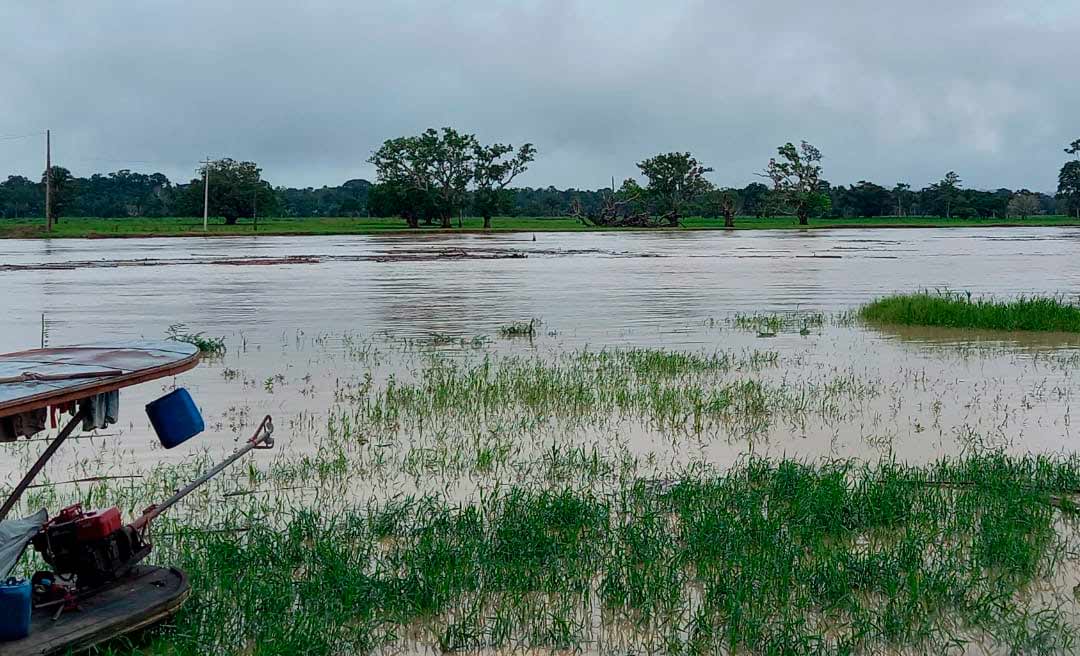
[{"x1": 2, "y1": 214, "x2": 1079, "y2": 238}]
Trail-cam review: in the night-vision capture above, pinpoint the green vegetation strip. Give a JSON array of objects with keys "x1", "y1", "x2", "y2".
[
  {"x1": 3, "y1": 215, "x2": 1080, "y2": 239},
  {"x1": 121, "y1": 455, "x2": 1080, "y2": 655},
  {"x1": 860, "y1": 292, "x2": 1080, "y2": 333},
  {"x1": 333, "y1": 348, "x2": 865, "y2": 440}
]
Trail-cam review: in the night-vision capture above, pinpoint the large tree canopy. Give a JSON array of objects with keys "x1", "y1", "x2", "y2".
[
  {"x1": 472, "y1": 142, "x2": 535, "y2": 229},
  {"x1": 764, "y1": 142, "x2": 829, "y2": 225},
  {"x1": 1058, "y1": 161, "x2": 1080, "y2": 219},
  {"x1": 40, "y1": 166, "x2": 76, "y2": 223},
  {"x1": 371, "y1": 128, "x2": 536, "y2": 229},
  {"x1": 927, "y1": 171, "x2": 963, "y2": 219},
  {"x1": 181, "y1": 159, "x2": 278, "y2": 225},
  {"x1": 637, "y1": 152, "x2": 713, "y2": 225},
  {"x1": 369, "y1": 128, "x2": 478, "y2": 228}
]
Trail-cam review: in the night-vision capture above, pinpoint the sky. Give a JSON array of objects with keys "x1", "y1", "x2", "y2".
[{"x1": 1, "y1": 1, "x2": 1077, "y2": 192}]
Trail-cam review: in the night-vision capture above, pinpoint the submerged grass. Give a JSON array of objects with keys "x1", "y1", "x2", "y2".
[
  {"x1": 498, "y1": 319, "x2": 540, "y2": 338},
  {"x1": 166, "y1": 323, "x2": 227, "y2": 356},
  {"x1": 860, "y1": 292, "x2": 1080, "y2": 333},
  {"x1": 10, "y1": 339, "x2": 1080, "y2": 655},
  {"x1": 95, "y1": 454, "x2": 1080, "y2": 655},
  {"x1": 331, "y1": 347, "x2": 855, "y2": 440}
]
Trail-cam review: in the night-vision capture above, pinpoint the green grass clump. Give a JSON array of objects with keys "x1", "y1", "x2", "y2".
[
  {"x1": 498, "y1": 319, "x2": 539, "y2": 338},
  {"x1": 859, "y1": 292, "x2": 1080, "y2": 333},
  {"x1": 166, "y1": 323, "x2": 227, "y2": 356}
]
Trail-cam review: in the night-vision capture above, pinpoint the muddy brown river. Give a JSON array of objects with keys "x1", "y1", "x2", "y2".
[{"x1": 2, "y1": 227, "x2": 1080, "y2": 482}]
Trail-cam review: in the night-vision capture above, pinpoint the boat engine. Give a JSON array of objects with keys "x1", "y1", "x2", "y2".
[
  {"x1": 31, "y1": 504, "x2": 151, "y2": 590},
  {"x1": 30, "y1": 416, "x2": 274, "y2": 595}
]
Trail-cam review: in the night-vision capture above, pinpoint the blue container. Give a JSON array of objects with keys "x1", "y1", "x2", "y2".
[
  {"x1": 0, "y1": 577, "x2": 31, "y2": 641},
  {"x1": 145, "y1": 388, "x2": 205, "y2": 448}
]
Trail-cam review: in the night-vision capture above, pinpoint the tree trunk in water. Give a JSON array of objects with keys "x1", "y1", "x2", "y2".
[{"x1": 483, "y1": 214, "x2": 492, "y2": 230}]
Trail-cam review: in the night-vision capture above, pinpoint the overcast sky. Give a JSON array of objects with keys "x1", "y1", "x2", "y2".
[{"x1": 1, "y1": 1, "x2": 1076, "y2": 192}]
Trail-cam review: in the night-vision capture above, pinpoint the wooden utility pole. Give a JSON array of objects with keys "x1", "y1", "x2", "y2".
[
  {"x1": 202, "y1": 157, "x2": 211, "y2": 232},
  {"x1": 45, "y1": 129, "x2": 52, "y2": 232}
]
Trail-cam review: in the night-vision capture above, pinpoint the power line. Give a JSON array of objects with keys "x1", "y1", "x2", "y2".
[
  {"x1": 0, "y1": 132, "x2": 43, "y2": 142},
  {"x1": 64, "y1": 157, "x2": 184, "y2": 167}
]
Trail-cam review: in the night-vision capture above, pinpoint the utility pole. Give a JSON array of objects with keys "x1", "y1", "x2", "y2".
[
  {"x1": 202, "y1": 157, "x2": 211, "y2": 232},
  {"x1": 45, "y1": 129, "x2": 52, "y2": 232},
  {"x1": 252, "y1": 185, "x2": 258, "y2": 233}
]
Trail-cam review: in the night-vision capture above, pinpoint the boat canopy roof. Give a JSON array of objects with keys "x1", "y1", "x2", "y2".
[{"x1": 0, "y1": 341, "x2": 199, "y2": 418}]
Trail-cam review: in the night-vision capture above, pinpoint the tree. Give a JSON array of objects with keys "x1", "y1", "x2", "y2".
[
  {"x1": 182, "y1": 159, "x2": 276, "y2": 225},
  {"x1": 368, "y1": 136, "x2": 432, "y2": 227},
  {"x1": 1007, "y1": 192, "x2": 1040, "y2": 219},
  {"x1": 740, "y1": 182, "x2": 771, "y2": 218},
  {"x1": 472, "y1": 141, "x2": 535, "y2": 229},
  {"x1": 1058, "y1": 139, "x2": 1080, "y2": 219},
  {"x1": 78, "y1": 169, "x2": 172, "y2": 217},
  {"x1": 702, "y1": 187, "x2": 741, "y2": 227},
  {"x1": 1058, "y1": 161, "x2": 1080, "y2": 219},
  {"x1": 929, "y1": 171, "x2": 962, "y2": 219},
  {"x1": 636, "y1": 152, "x2": 714, "y2": 226},
  {"x1": 763, "y1": 141, "x2": 829, "y2": 225},
  {"x1": 368, "y1": 180, "x2": 437, "y2": 227},
  {"x1": 0, "y1": 175, "x2": 41, "y2": 218},
  {"x1": 41, "y1": 166, "x2": 76, "y2": 223},
  {"x1": 847, "y1": 180, "x2": 891, "y2": 217},
  {"x1": 369, "y1": 127, "x2": 477, "y2": 228},
  {"x1": 1066, "y1": 139, "x2": 1080, "y2": 158},
  {"x1": 892, "y1": 183, "x2": 911, "y2": 217}
]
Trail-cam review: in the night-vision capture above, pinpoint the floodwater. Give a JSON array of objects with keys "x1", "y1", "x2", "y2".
[{"x1": 2, "y1": 227, "x2": 1080, "y2": 482}]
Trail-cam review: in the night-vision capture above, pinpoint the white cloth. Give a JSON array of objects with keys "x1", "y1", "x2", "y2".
[{"x1": 0, "y1": 509, "x2": 47, "y2": 578}]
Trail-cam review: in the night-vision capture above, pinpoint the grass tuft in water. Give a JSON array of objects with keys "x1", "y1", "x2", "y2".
[
  {"x1": 498, "y1": 319, "x2": 540, "y2": 338},
  {"x1": 166, "y1": 323, "x2": 227, "y2": 356},
  {"x1": 859, "y1": 291, "x2": 1080, "y2": 333}
]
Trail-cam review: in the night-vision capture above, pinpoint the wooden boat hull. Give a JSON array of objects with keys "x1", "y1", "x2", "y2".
[{"x1": 4, "y1": 565, "x2": 189, "y2": 655}]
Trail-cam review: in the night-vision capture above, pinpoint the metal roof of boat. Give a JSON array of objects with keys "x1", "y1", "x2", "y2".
[{"x1": 0, "y1": 341, "x2": 200, "y2": 418}]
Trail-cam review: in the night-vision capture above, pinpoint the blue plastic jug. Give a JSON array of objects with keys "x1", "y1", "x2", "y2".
[
  {"x1": 0, "y1": 577, "x2": 31, "y2": 641},
  {"x1": 145, "y1": 388, "x2": 205, "y2": 449}
]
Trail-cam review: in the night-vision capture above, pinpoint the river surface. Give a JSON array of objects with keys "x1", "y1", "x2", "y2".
[{"x1": 2, "y1": 227, "x2": 1080, "y2": 481}]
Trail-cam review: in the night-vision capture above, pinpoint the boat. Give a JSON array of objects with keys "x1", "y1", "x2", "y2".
[{"x1": 0, "y1": 341, "x2": 275, "y2": 654}]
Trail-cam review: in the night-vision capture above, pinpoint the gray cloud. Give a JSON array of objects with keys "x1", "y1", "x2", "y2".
[{"x1": 1, "y1": 1, "x2": 1076, "y2": 192}]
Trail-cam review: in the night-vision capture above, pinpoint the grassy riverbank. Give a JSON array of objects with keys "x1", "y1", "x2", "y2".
[
  {"x1": 861, "y1": 292, "x2": 1080, "y2": 333},
  {"x1": 1, "y1": 214, "x2": 1079, "y2": 238}
]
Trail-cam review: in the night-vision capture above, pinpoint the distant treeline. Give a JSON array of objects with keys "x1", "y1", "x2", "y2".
[{"x1": 0, "y1": 168, "x2": 1068, "y2": 221}]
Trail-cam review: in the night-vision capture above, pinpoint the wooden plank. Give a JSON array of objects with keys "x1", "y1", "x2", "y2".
[
  {"x1": 0, "y1": 342, "x2": 199, "y2": 418},
  {"x1": 3, "y1": 566, "x2": 189, "y2": 655}
]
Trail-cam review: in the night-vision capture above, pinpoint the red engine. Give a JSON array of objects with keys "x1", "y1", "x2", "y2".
[
  {"x1": 51, "y1": 504, "x2": 122, "y2": 540},
  {"x1": 32, "y1": 503, "x2": 150, "y2": 590}
]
